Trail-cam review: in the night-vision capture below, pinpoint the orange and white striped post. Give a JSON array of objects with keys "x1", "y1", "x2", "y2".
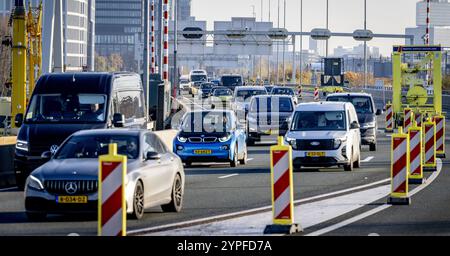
[
  {"x1": 423, "y1": 118, "x2": 437, "y2": 171},
  {"x1": 297, "y1": 86, "x2": 302, "y2": 99},
  {"x1": 98, "y1": 144, "x2": 127, "y2": 236},
  {"x1": 403, "y1": 107, "x2": 413, "y2": 132},
  {"x1": 433, "y1": 114, "x2": 445, "y2": 158},
  {"x1": 264, "y1": 137, "x2": 301, "y2": 234},
  {"x1": 388, "y1": 127, "x2": 411, "y2": 205},
  {"x1": 385, "y1": 102, "x2": 393, "y2": 133},
  {"x1": 314, "y1": 87, "x2": 319, "y2": 101},
  {"x1": 408, "y1": 122, "x2": 423, "y2": 184}
]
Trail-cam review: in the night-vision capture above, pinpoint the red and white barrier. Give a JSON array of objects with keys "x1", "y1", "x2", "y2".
[
  {"x1": 388, "y1": 129, "x2": 410, "y2": 205},
  {"x1": 385, "y1": 103, "x2": 393, "y2": 132},
  {"x1": 408, "y1": 126, "x2": 423, "y2": 184},
  {"x1": 151, "y1": 0, "x2": 156, "y2": 74},
  {"x1": 423, "y1": 119, "x2": 437, "y2": 171},
  {"x1": 98, "y1": 144, "x2": 127, "y2": 236},
  {"x1": 298, "y1": 86, "x2": 302, "y2": 99},
  {"x1": 433, "y1": 115, "x2": 445, "y2": 158},
  {"x1": 404, "y1": 108, "x2": 413, "y2": 131},
  {"x1": 314, "y1": 87, "x2": 319, "y2": 101},
  {"x1": 162, "y1": 0, "x2": 169, "y2": 81},
  {"x1": 415, "y1": 112, "x2": 423, "y2": 128},
  {"x1": 264, "y1": 138, "x2": 301, "y2": 234}
]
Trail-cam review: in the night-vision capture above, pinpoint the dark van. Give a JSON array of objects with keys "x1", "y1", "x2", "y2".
[{"x1": 14, "y1": 72, "x2": 148, "y2": 188}]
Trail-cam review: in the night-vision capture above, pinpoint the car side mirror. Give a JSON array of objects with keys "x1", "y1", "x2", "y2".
[
  {"x1": 376, "y1": 109, "x2": 382, "y2": 116},
  {"x1": 15, "y1": 113, "x2": 24, "y2": 128},
  {"x1": 41, "y1": 151, "x2": 52, "y2": 160},
  {"x1": 350, "y1": 121, "x2": 360, "y2": 130},
  {"x1": 146, "y1": 151, "x2": 161, "y2": 161},
  {"x1": 113, "y1": 113, "x2": 125, "y2": 128}
]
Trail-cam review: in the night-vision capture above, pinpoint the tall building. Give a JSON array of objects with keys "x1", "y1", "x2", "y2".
[
  {"x1": 1, "y1": 0, "x2": 96, "y2": 71},
  {"x1": 178, "y1": 0, "x2": 191, "y2": 21},
  {"x1": 406, "y1": 0, "x2": 450, "y2": 47}
]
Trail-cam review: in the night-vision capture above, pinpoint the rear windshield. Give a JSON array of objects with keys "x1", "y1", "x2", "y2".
[
  {"x1": 271, "y1": 87, "x2": 294, "y2": 95},
  {"x1": 221, "y1": 76, "x2": 243, "y2": 87},
  {"x1": 250, "y1": 97, "x2": 293, "y2": 113},
  {"x1": 236, "y1": 89, "x2": 267, "y2": 101},
  {"x1": 213, "y1": 89, "x2": 233, "y2": 96},
  {"x1": 327, "y1": 96, "x2": 373, "y2": 114}
]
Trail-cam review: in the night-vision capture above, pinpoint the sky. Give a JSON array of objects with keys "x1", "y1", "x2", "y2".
[{"x1": 191, "y1": 0, "x2": 418, "y2": 56}]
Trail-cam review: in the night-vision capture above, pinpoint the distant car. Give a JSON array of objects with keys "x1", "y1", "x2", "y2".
[
  {"x1": 247, "y1": 95, "x2": 295, "y2": 146},
  {"x1": 233, "y1": 86, "x2": 268, "y2": 120},
  {"x1": 326, "y1": 93, "x2": 382, "y2": 151},
  {"x1": 179, "y1": 77, "x2": 190, "y2": 91},
  {"x1": 271, "y1": 86, "x2": 298, "y2": 105},
  {"x1": 210, "y1": 79, "x2": 220, "y2": 86},
  {"x1": 209, "y1": 87, "x2": 233, "y2": 108},
  {"x1": 284, "y1": 102, "x2": 361, "y2": 171},
  {"x1": 197, "y1": 83, "x2": 215, "y2": 99},
  {"x1": 24, "y1": 129, "x2": 185, "y2": 221},
  {"x1": 173, "y1": 110, "x2": 247, "y2": 167},
  {"x1": 220, "y1": 74, "x2": 244, "y2": 92}
]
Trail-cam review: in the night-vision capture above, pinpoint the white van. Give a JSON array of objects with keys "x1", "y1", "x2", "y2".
[{"x1": 284, "y1": 102, "x2": 361, "y2": 171}]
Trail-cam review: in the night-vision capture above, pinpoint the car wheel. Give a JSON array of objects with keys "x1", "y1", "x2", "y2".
[
  {"x1": 344, "y1": 148, "x2": 354, "y2": 171},
  {"x1": 247, "y1": 137, "x2": 255, "y2": 146},
  {"x1": 370, "y1": 143, "x2": 377, "y2": 151},
  {"x1": 161, "y1": 174, "x2": 183, "y2": 213},
  {"x1": 239, "y1": 146, "x2": 248, "y2": 165},
  {"x1": 230, "y1": 146, "x2": 238, "y2": 167},
  {"x1": 130, "y1": 181, "x2": 145, "y2": 220},
  {"x1": 26, "y1": 212, "x2": 46, "y2": 222}
]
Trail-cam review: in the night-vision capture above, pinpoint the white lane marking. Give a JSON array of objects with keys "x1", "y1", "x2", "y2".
[
  {"x1": 247, "y1": 158, "x2": 254, "y2": 162},
  {"x1": 147, "y1": 185, "x2": 390, "y2": 236},
  {"x1": 307, "y1": 158, "x2": 443, "y2": 236},
  {"x1": 218, "y1": 174, "x2": 239, "y2": 179},
  {"x1": 0, "y1": 187, "x2": 18, "y2": 192},
  {"x1": 368, "y1": 233, "x2": 381, "y2": 236},
  {"x1": 128, "y1": 178, "x2": 390, "y2": 235},
  {"x1": 361, "y1": 156, "x2": 375, "y2": 163},
  {"x1": 182, "y1": 96, "x2": 206, "y2": 111}
]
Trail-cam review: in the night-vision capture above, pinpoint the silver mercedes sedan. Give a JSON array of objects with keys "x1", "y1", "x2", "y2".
[{"x1": 24, "y1": 129, "x2": 185, "y2": 220}]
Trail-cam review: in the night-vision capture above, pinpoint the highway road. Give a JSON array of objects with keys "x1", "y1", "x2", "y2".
[{"x1": 0, "y1": 91, "x2": 448, "y2": 236}]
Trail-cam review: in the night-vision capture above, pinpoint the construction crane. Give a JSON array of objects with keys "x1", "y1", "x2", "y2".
[{"x1": 10, "y1": 0, "x2": 42, "y2": 130}]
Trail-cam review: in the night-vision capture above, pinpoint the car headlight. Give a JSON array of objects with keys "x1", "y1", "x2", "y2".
[
  {"x1": 285, "y1": 137, "x2": 297, "y2": 150},
  {"x1": 27, "y1": 175, "x2": 44, "y2": 191},
  {"x1": 361, "y1": 121, "x2": 376, "y2": 128},
  {"x1": 16, "y1": 140, "x2": 29, "y2": 152},
  {"x1": 219, "y1": 134, "x2": 232, "y2": 142},
  {"x1": 177, "y1": 136, "x2": 187, "y2": 143},
  {"x1": 334, "y1": 138, "x2": 347, "y2": 149}
]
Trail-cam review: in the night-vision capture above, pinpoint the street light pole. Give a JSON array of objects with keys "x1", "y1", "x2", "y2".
[
  {"x1": 364, "y1": 0, "x2": 367, "y2": 88},
  {"x1": 282, "y1": 0, "x2": 286, "y2": 84},
  {"x1": 300, "y1": 0, "x2": 303, "y2": 87},
  {"x1": 326, "y1": 0, "x2": 329, "y2": 58},
  {"x1": 276, "y1": 0, "x2": 280, "y2": 83}
]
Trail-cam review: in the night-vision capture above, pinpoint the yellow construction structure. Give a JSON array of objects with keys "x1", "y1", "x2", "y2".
[
  {"x1": 10, "y1": 0, "x2": 42, "y2": 129},
  {"x1": 391, "y1": 45, "x2": 442, "y2": 127}
]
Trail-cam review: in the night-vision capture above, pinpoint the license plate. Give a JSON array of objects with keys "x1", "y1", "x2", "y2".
[
  {"x1": 194, "y1": 150, "x2": 212, "y2": 155},
  {"x1": 306, "y1": 152, "x2": 326, "y2": 157},
  {"x1": 57, "y1": 196, "x2": 88, "y2": 204}
]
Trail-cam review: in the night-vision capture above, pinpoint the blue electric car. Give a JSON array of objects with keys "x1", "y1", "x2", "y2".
[{"x1": 173, "y1": 110, "x2": 247, "y2": 167}]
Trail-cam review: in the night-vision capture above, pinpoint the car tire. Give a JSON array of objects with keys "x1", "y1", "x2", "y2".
[
  {"x1": 370, "y1": 143, "x2": 377, "y2": 151},
  {"x1": 161, "y1": 174, "x2": 183, "y2": 213},
  {"x1": 239, "y1": 146, "x2": 248, "y2": 165},
  {"x1": 344, "y1": 148, "x2": 354, "y2": 172},
  {"x1": 130, "y1": 181, "x2": 145, "y2": 220},
  {"x1": 230, "y1": 147, "x2": 238, "y2": 167},
  {"x1": 247, "y1": 137, "x2": 255, "y2": 146},
  {"x1": 26, "y1": 212, "x2": 46, "y2": 222}
]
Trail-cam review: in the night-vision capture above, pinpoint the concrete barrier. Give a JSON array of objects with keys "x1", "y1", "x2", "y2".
[{"x1": 0, "y1": 137, "x2": 17, "y2": 188}]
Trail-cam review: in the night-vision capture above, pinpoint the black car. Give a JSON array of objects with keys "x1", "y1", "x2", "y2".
[
  {"x1": 246, "y1": 95, "x2": 295, "y2": 146},
  {"x1": 14, "y1": 72, "x2": 148, "y2": 189}
]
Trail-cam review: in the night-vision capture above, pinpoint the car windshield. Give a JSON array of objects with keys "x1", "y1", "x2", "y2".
[
  {"x1": 55, "y1": 135, "x2": 139, "y2": 160},
  {"x1": 180, "y1": 79, "x2": 189, "y2": 83},
  {"x1": 250, "y1": 97, "x2": 293, "y2": 113},
  {"x1": 191, "y1": 75, "x2": 207, "y2": 82},
  {"x1": 272, "y1": 88, "x2": 294, "y2": 96},
  {"x1": 327, "y1": 96, "x2": 373, "y2": 114},
  {"x1": 25, "y1": 94, "x2": 107, "y2": 123},
  {"x1": 181, "y1": 112, "x2": 234, "y2": 133},
  {"x1": 236, "y1": 89, "x2": 267, "y2": 102},
  {"x1": 291, "y1": 111, "x2": 347, "y2": 131},
  {"x1": 201, "y1": 84, "x2": 213, "y2": 89},
  {"x1": 213, "y1": 89, "x2": 232, "y2": 96},
  {"x1": 221, "y1": 76, "x2": 243, "y2": 87}
]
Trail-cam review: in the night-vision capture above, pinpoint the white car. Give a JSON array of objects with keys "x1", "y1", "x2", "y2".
[
  {"x1": 284, "y1": 102, "x2": 361, "y2": 171},
  {"x1": 232, "y1": 86, "x2": 267, "y2": 120}
]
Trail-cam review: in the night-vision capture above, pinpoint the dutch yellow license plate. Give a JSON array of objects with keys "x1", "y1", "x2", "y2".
[
  {"x1": 57, "y1": 196, "x2": 88, "y2": 204},
  {"x1": 306, "y1": 152, "x2": 326, "y2": 157},
  {"x1": 194, "y1": 150, "x2": 212, "y2": 155}
]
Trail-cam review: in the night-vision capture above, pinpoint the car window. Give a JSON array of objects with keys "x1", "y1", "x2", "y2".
[
  {"x1": 250, "y1": 97, "x2": 293, "y2": 113},
  {"x1": 327, "y1": 96, "x2": 374, "y2": 114},
  {"x1": 143, "y1": 134, "x2": 159, "y2": 154},
  {"x1": 291, "y1": 111, "x2": 346, "y2": 131}
]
